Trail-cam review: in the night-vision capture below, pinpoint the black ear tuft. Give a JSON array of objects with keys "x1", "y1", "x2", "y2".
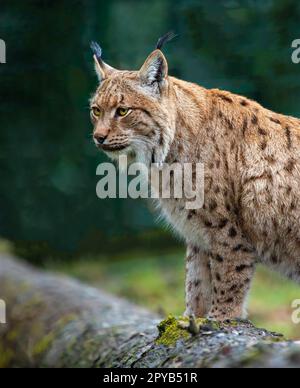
[
  {"x1": 156, "y1": 31, "x2": 177, "y2": 50},
  {"x1": 90, "y1": 41, "x2": 102, "y2": 61}
]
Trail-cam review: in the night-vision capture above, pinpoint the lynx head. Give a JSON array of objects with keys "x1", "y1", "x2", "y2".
[{"x1": 90, "y1": 32, "x2": 177, "y2": 166}]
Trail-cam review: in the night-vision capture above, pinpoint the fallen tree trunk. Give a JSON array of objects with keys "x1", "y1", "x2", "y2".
[{"x1": 0, "y1": 254, "x2": 300, "y2": 368}]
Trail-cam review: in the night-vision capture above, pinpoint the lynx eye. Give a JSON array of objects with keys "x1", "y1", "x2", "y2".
[
  {"x1": 116, "y1": 107, "x2": 130, "y2": 117},
  {"x1": 91, "y1": 107, "x2": 101, "y2": 117}
]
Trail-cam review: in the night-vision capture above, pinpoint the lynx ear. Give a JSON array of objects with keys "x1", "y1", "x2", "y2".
[
  {"x1": 139, "y1": 50, "x2": 168, "y2": 89},
  {"x1": 90, "y1": 41, "x2": 116, "y2": 83}
]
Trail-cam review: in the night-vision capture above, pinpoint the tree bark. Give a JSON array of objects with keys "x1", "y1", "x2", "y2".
[{"x1": 0, "y1": 254, "x2": 300, "y2": 368}]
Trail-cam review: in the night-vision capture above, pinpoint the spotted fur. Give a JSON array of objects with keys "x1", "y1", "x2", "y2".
[{"x1": 90, "y1": 45, "x2": 300, "y2": 321}]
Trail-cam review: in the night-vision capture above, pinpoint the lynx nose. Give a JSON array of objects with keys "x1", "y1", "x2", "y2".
[{"x1": 94, "y1": 134, "x2": 107, "y2": 145}]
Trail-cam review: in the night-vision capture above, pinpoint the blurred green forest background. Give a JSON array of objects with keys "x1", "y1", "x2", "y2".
[{"x1": 1, "y1": 0, "x2": 300, "y2": 338}]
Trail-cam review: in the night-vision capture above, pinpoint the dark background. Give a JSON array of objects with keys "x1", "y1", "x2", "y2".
[{"x1": 0, "y1": 0, "x2": 300, "y2": 260}]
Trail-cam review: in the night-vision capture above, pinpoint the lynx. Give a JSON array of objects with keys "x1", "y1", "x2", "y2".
[{"x1": 90, "y1": 33, "x2": 300, "y2": 321}]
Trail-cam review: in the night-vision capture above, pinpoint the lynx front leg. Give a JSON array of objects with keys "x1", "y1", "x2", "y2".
[
  {"x1": 184, "y1": 246, "x2": 212, "y2": 318},
  {"x1": 208, "y1": 235, "x2": 256, "y2": 321}
]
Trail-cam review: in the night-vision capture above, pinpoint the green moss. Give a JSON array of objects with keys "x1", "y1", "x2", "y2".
[
  {"x1": 223, "y1": 320, "x2": 239, "y2": 327},
  {"x1": 32, "y1": 332, "x2": 55, "y2": 357},
  {"x1": 0, "y1": 343, "x2": 14, "y2": 368},
  {"x1": 156, "y1": 315, "x2": 223, "y2": 346},
  {"x1": 239, "y1": 347, "x2": 264, "y2": 367},
  {"x1": 198, "y1": 318, "x2": 221, "y2": 331},
  {"x1": 263, "y1": 335, "x2": 285, "y2": 343},
  {"x1": 156, "y1": 315, "x2": 190, "y2": 346},
  {"x1": 6, "y1": 329, "x2": 20, "y2": 342},
  {"x1": 32, "y1": 314, "x2": 78, "y2": 358},
  {"x1": 56, "y1": 313, "x2": 78, "y2": 329}
]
